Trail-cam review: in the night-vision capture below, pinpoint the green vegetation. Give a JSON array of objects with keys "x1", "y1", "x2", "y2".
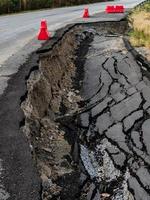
[
  {"x1": 129, "y1": 0, "x2": 150, "y2": 48},
  {"x1": 0, "y1": 0, "x2": 107, "y2": 14},
  {"x1": 134, "y1": 0, "x2": 150, "y2": 12}
]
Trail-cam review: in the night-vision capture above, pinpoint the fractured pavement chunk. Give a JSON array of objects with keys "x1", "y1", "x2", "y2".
[
  {"x1": 91, "y1": 97, "x2": 112, "y2": 117},
  {"x1": 112, "y1": 92, "x2": 126, "y2": 102},
  {"x1": 125, "y1": 55, "x2": 142, "y2": 80},
  {"x1": 143, "y1": 102, "x2": 150, "y2": 110},
  {"x1": 128, "y1": 158, "x2": 140, "y2": 173},
  {"x1": 132, "y1": 145, "x2": 150, "y2": 166},
  {"x1": 88, "y1": 67, "x2": 113, "y2": 105},
  {"x1": 136, "y1": 81, "x2": 146, "y2": 91},
  {"x1": 111, "y1": 152, "x2": 126, "y2": 168},
  {"x1": 96, "y1": 112, "x2": 114, "y2": 135},
  {"x1": 131, "y1": 131, "x2": 143, "y2": 150},
  {"x1": 110, "y1": 82, "x2": 121, "y2": 95},
  {"x1": 103, "y1": 57, "x2": 119, "y2": 80},
  {"x1": 107, "y1": 145, "x2": 126, "y2": 168},
  {"x1": 117, "y1": 60, "x2": 140, "y2": 85},
  {"x1": 110, "y1": 93, "x2": 142, "y2": 122},
  {"x1": 128, "y1": 72, "x2": 140, "y2": 85},
  {"x1": 147, "y1": 107, "x2": 150, "y2": 115},
  {"x1": 82, "y1": 57, "x2": 104, "y2": 99},
  {"x1": 118, "y1": 75, "x2": 130, "y2": 89},
  {"x1": 123, "y1": 110, "x2": 143, "y2": 132},
  {"x1": 136, "y1": 167, "x2": 150, "y2": 190},
  {"x1": 128, "y1": 176, "x2": 150, "y2": 200},
  {"x1": 80, "y1": 112, "x2": 90, "y2": 127},
  {"x1": 105, "y1": 123, "x2": 130, "y2": 153},
  {"x1": 101, "y1": 67, "x2": 113, "y2": 87},
  {"x1": 92, "y1": 35, "x2": 109, "y2": 50},
  {"x1": 142, "y1": 86, "x2": 150, "y2": 109},
  {"x1": 143, "y1": 76, "x2": 150, "y2": 87},
  {"x1": 142, "y1": 119, "x2": 150, "y2": 155},
  {"x1": 127, "y1": 87, "x2": 137, "y2": 95}
]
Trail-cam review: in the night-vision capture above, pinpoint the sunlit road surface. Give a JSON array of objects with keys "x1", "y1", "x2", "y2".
[
  {"x1": 0, "y1": 0, "x2": 144, "y2": 66},
  {"x1": 0, "y1": 0, "x2": 145, "y2": 95}
]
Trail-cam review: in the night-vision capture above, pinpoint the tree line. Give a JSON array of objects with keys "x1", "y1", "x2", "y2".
[{"x1": 0, "y1": 0, "x2": 107, "y2": 14}]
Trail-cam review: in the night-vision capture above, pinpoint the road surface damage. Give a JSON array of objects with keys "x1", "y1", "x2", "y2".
[{"x1": 21, "y1": 20, "x2": 150, "y2": 200}]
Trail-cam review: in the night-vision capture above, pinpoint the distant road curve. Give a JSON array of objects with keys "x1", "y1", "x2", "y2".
[{"x1": 0, "y1": 0, "x2": 145, "y2": 68}]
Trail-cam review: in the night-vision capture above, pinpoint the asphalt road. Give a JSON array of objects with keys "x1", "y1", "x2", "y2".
[
  {"x1": 0, "y1": 0, "x2": 145, "y2": 96},
  {"x1": 0, "y1": 0, "x2": 146, "y2": 200}
]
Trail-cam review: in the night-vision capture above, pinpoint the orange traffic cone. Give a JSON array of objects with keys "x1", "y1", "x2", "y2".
[
  {"x1": 83, "y1": 8, "x2": 89, "y2": 18},
  {"x1": 105, "y1": 5, "x2": 115, "y2": 13},
  {"x1": 37, "y1": 20, "x2": 50, "y2": 40},
  {"x1": 115, "y1": 5, "x2": 125, "y2": 13}
]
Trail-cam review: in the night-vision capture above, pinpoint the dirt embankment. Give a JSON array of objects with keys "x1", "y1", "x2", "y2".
[
  {"x1": 20, "y1": 19, "x2": 150, "y2": 200},
  {"x1": 21, "y1": 25, "x2": 92, "y2": 200}
]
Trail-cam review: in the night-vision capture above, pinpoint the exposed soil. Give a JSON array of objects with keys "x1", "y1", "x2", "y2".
[
  {"x1": 21, "y1": 20, "x2": 150, "y2": 200},
  {"x1": 21, "y1": 25, "x2": 90, "y2": 200}
]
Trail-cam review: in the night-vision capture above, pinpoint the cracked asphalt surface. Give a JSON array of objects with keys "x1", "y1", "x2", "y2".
[
  {"x1": 79, "y1": 30, "x2": 150, "y2": 199},
  {"x1": 0, "y1": 1, "x2": 147, "y2": 199}
]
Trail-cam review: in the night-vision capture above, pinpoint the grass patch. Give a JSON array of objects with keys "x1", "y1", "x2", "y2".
[
  {"x1": 134, "y1": 1, "x2": 150, "y2": 12},
  {"x1": 128, "y1": 1, "x2": 150, "y2": 48}
]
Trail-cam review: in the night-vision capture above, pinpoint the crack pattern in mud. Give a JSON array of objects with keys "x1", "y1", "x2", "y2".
[{"x1": 79, "y1": 31, "x2": 150, "y2": 200}]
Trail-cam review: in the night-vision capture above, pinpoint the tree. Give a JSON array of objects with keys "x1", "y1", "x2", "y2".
[{"x1": 0, "y1": 0, "x2": 105, "y2": 14}]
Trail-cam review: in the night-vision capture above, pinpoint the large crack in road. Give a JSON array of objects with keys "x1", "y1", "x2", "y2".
[{"x1": 21, "y1": 19, "x2": 150, "y2": 200}]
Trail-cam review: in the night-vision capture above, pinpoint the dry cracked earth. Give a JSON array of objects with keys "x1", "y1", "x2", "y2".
[{"x1": 22, "y1": 22, "x2": 150, "y2": 200}]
